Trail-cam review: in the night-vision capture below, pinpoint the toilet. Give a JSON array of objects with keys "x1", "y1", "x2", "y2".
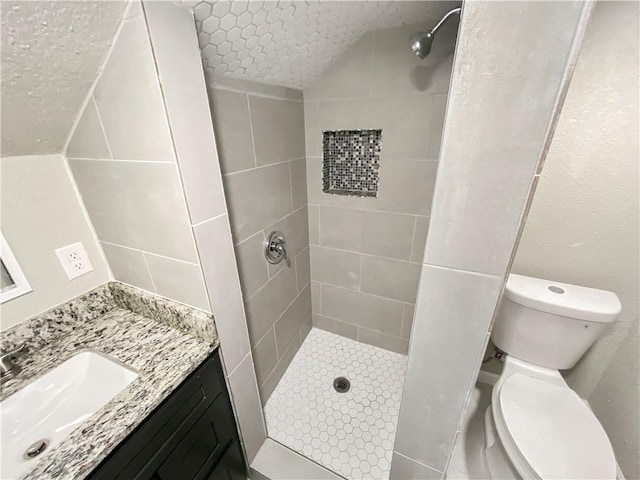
[{"x1": 483, "y1": 274, "x2": 621, "y2": 480}]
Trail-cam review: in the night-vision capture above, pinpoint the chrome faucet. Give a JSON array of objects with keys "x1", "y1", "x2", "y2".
[{"x1": 1, "y1": 344, "x2": 26, "y2": 385}]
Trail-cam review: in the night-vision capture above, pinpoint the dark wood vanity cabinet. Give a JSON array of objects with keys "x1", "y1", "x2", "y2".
[{"x1": 89, "y1": 350, "x2": 246, "y2": 480}]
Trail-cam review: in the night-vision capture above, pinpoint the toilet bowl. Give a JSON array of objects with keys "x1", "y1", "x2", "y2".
[{"x1": 482, "y1": 274, "x2": 621, "y2": 480}]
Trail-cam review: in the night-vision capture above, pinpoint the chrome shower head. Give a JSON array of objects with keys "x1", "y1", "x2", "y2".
[
  {"x1": 411, "y1": 6, "x2": 461, "y2": 59},
  {"x1": 410, "y1": 31, "x2": 435, "y2": 59}
]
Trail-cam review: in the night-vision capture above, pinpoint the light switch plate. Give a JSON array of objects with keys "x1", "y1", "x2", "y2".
[{"x1": 55, "y1": 242, "x2": 93, "y2": 280}]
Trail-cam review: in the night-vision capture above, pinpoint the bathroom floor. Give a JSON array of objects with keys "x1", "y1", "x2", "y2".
[{"x1": 264, "y1": 328, "x2": 408, "y2": 480}]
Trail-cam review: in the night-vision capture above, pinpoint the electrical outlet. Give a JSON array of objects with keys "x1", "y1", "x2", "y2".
[{"x1": 55, "y1": 242, "x2": 93, "y2": 280}]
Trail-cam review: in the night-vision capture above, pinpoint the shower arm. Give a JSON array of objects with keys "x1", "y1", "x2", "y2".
[{"x1": 429, "y1": 7, "x2": 462, "y2": 36}]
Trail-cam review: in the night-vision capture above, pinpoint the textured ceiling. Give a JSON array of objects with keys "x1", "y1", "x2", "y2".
[
  {"x1": 1, "y1": 1, "x2": 126, "y2": 157},
  {"x1": 188, "y1": 1, "x2": 459, "y2": 89}
]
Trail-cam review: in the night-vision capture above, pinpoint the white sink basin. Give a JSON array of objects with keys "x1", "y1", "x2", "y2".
[{"x1": 1, "y1": 351, "x2": 137, "y2": 479}]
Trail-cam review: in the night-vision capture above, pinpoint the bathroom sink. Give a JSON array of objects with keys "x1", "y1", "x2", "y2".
[{"x1": 1, "y1": 351, "x2": 138, "y2": 479}]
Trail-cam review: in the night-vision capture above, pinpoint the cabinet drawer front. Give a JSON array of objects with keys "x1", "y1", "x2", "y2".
[{"x1": 157, "y1": 394, "x2": 238, "y2": 480}]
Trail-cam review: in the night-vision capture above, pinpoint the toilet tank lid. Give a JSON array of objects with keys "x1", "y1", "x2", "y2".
[{"x1": 504, "y1": 274, "x2": 621, "y2": 323}]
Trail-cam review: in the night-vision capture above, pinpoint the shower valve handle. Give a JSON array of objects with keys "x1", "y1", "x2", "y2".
[{"x1": 265, "y1": 231, "x2": 291, "y2": 267}]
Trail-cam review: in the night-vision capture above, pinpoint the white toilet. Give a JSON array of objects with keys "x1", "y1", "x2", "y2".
[{"x1": 483, "y1": 274, "x2": 621, "y2": 480}]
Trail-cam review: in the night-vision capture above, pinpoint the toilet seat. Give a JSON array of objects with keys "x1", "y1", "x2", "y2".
[{"x1": 495, "y1": 373, "x2": 617, "y2": 480}]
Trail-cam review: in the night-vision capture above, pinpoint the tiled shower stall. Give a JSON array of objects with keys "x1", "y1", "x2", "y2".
[{"x1": 206, "y1": 11, "x2": 457, "y2": 477}]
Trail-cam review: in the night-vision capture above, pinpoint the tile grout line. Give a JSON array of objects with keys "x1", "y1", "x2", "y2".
[
  {"x1": 100, "y1": 240, "x2": 201, "y2": 266},
  {"x1": 246, "y1": 93, "x2": 258, "y2": 168}
]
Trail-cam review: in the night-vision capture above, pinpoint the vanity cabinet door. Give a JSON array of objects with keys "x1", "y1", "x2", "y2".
[
  {"x1": 88, "y1": 351, "x2": 246, "y2": 480},
  {"x1": 156, "y1": 393, "x2": 239, "y2": 480}
]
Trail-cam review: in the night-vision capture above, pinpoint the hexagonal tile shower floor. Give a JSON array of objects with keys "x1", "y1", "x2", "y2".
[{"x1": 264, "y1": 328, "x2": 408, "y2": 479}]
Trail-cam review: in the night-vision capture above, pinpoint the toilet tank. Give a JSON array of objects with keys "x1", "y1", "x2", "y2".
[{"x1": 492, "y1": 274, "x2": 621, "y2": 370}]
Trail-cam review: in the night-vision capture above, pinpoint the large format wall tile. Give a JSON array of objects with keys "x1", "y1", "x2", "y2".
[
  {"x1": 194, "y1": 214, "x2": 250, "y2": 372},
  {"x1": 252, "y1": 328, "x2": 279, "y2": 386},
  {"x1": 274, "y1": 285, "x2": 312, "y2": 353},
  {"x1": 101, "y1": 242, "x2": 154, "y2": 292},
  {"x1": 93, "y1": 15, "x2": 174, "y2": 162},
  {"x1": 244, "y1": 265, "x2": 298, "y2": 346},
  {"x1": 144, "y1": 0, "x2": 227, "y2": 224},
  {"x1": 227, "y1": 353, "x2": 267, "y2": 462},
  {"x1": 144, "y1": 253, "x2": 210, "y2": 311},
  {"x1": 249, "y1": 95, "x2": 305, "y2": 166},
  {"x1": 224, "y1": 162, "x2": 293, "y2": 243},
  {"x1": 394, "y1": 266, "x2": 502, "y2": 471},
  {"x1": 321, "y1": 284, "x2": 404, "y2": 337},
  {"x1": 310, "y1": 246, "x2": 361, "y2": 290},
  {"x1": 209, "y1": 88, "x2": 256, "y2": 174},
  {"x1": 234, "y1": 232, "x2": 269, "y2": 299},
  {"x1": 66, "y1": 99, "x2": 111, "y2": 159},
  {"x1": 69, "y1": 160, "x2": 198, "y2": 263},
  {"x1": 360, "y1": 256, "x2": 421, "y2": 304}
]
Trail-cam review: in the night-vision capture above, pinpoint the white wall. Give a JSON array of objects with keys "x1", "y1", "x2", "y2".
[
  {"x1": 511, "y1": 2, "x2": 639, "y2": 476},
  {"x1": 0, "y1": 154, "x2": 111, "y2": 329}
]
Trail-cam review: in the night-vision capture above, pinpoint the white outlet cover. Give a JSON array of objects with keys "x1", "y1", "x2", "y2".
[{"x1": 55, "y1": 242, "x2": 93, "y2": 280}]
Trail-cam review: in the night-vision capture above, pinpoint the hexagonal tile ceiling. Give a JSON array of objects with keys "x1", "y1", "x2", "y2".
[{"x1": 184, "y1": 1, "x2": 459, "y2": 89}]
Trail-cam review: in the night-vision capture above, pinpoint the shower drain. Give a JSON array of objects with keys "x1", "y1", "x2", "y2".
[{"x1": 333, "y1": 376, "x2": 351, "y2": 393}]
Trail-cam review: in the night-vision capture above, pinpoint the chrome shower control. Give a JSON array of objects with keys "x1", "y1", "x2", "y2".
[{"x1": 265, "y1": 231, "x2": 291, "y2": 267}]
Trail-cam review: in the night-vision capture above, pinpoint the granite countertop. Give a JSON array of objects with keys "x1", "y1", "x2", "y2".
[{"x1": 0, "y1": 282, "x2": 219, "y2": 480}]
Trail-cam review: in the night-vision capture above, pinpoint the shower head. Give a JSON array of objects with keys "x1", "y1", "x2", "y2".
[{"x1": 411, "y1": 6, "x2": 461, "y2": 59}]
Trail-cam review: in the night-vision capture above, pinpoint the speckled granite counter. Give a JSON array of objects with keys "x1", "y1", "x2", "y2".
[{"x1": 0, "y1": 282, "x2": 219, "y2": 480}]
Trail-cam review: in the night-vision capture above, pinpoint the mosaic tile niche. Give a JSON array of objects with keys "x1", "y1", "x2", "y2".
[{"x1": 322, "y1": 130, "x2": 381, "y2": 197}]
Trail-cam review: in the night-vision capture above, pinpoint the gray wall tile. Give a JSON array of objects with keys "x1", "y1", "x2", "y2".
[
  {"x1": 101, "y1": 242, "x2": 154, "y2": 292},
  {"x1": 361, "y1": 211, "x2": 415, "y2": 260},
  {"x1": 300, "y1": 316, "x2": 312, "y2": 343},
  {"x1": 227, "y1": 352, "x2": 267, "y2": 462},
  {"x1": 389, "y1": 452, "x2": 443, "y2": 480},
  {"x1": 266, "y1": 206, "x2": 309, "y2": 260},
  {"x1": 401, "y1": 304, "x2": 415, "y2": 341},
  {"x1": 304, "y1": 101, "x2": 320, "y2": 157},
  {"x1": 321, "y1": 284, "x2": 403, "y2": 337},
  {"x1": 290, "y1": 158, "x2": 308, "y2": 211},
  {"x1": 209, "y1": 88, "x2": 256, "y2": 174},
  {"x1": 312, "y1": 313, "x2": 358, "y2": 341},
  {"x1": 249, "y1": 95, "x2": 305, "y2": 165},
  {"x1": 311, "y1": 281, "x2": 322, "y2": 314},
  {"x1": 234, "y1": 231, "x2": 269, "y2": 299},
  {"x1": 308, "y1": 204, "x2": 320, "y2": 245},
  {"x1": 252, "y1": 328, "x2": 279, "y2": 386},
  {"x1": 410, "y1": 217, "x2": 430, "y2": 264},
  {"x1": 360, "y1": 256, "x2": 421, "y2": 303},
  {"x1": 93, "y1": 15, "x2": 174, "y2": 162},
  {"x1": 245, "y1": 265, "x2": 298, "y2": 346},
  {"x1": 144, "y1": 1, "x2": 227, "y2": 224},
  {"x1": 260, "y1": 331, "x2": 301, "y2": 405},
  {"x1": 304, "y1": 33, "x2": 373, "y2": 102},
  {"x1": 370, "y1": 21, "x2": 456, "y2": 96},
  {"x1": 394, "y1": 265, "x2": 502, "y2": 470},
  {"x1": 224, "y1": 162, "x2": 292, "y2": 243},
  {"x1": 426, "y1": 94, "x2": 448, "y2": 160},
  {"x1": 66, "y1": 98, "x2": 111, "y2": 159},
  {"x1": 144, "y1": 253, "x2": 210, "y2": 311},
  {"x1": 318, "y1": 206, "x2": 364, "y2": 252},
  {"x1": 368, "y1": 94, "x2": 432, "y2": 159},
  {"x1": 69, "y1": 160, "x2": 198, "y2": 263},
  {"x1": 310, "y1": 245, "x2": 361, "y2": 291},
  {"x1": 358, "y1": 328, "x2": 409, "y2": 355},
  {"x1": 375, "y1": 160, "x2": 437, "y2": 216},
  {"x1": 424, "y1": 1, "x2": 584, "y2": 276},
  {"x1": 194, "y1": 214, "x2": 250, "y2": 372},
  {"x1": 274, "y1": 284, "x2": 312, "y2": 353},
  {"x1": 295, "y1": 247, "x2": 311, "y2": 292}
]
